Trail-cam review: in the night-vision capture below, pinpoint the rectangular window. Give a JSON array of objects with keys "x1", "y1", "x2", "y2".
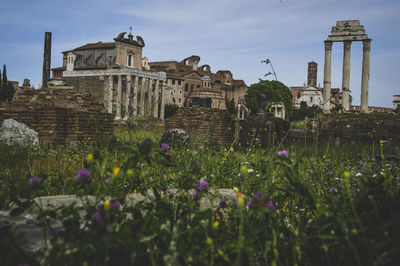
[
  {"x1": 179, "y1": 98, "x2": 182, "y2": 103},
  {"x1": 179, "y1": 90, "x2": 182, "y2": 94},
  {"x1": 310, "y1": 96, "x2": 313, "y2": 102},
  {"x1": 172, "y1": 97, "x2": 176, "y2": 103},
  {"x1": 172, "y1": 80, "x2": 175, "y2": 85},
  {"x1": 127, "y1": 54, "x2": 134, "y2": 67},
  {"x1": 185, "y1": 84, "x2": 188, "y2": 91},
  {"x1": 178, "y1": 80, "x2": 181, "y2": 86}
]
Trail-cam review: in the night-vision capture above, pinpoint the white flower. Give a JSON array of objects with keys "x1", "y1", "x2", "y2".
[
  {"x1": 355, "y1": 173, "x2": 362, "y2": 177},
  {"x1": 248, "y1": 168, "x2": 254, "y2": 173}
]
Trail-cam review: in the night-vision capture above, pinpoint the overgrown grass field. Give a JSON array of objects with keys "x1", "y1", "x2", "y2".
[{"x1": 0, "y1": 126, "x2": 399, "y2": 265}]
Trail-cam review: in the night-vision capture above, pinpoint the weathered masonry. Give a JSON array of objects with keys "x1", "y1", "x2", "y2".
[
  {"x1": 323, "y1": 20, "x2": 371, "y2": 113},
  {"x1": 52, "y1": 32, "x2": 167, "y2": 120}
]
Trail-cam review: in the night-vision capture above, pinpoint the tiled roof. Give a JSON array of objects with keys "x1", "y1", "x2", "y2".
[{"x1": 74, "y1": 42, "x2": 115, "y2": 51}]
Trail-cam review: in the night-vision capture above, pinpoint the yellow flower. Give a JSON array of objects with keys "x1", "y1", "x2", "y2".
[
  {"x1": 104, "y1": 199, "x2": 110, "y2": 211},
  {"x1": 351, "y1": 228, "x2": 358, "y2": 235},
  {"x1": 86, "y1": 153, "x2": 93, "y2": 163},
  {"x1": 233, "y1": 187, "x2": 239, "y2": 193},
  {"x1": 126, "y1": 169, "x2": 134, "y2": 177},
  {"x1": 213, "y1": 221, "x2": 219, "y2": 228},
  {"x1": 237, "y1": 193, "x2": 244, "y2": 208},
  {"x1": 240, "y1": 165, "x2": 248, "y2": 177},
  {"x1": 133, "y1": 189, "x2": 137, "y2": 193},
  {"x1": 113, "y1": 167, "x2": 120, "y2": 177},
  {"x1": 343, "y1": 171, "x2": 350, "y2": 179},
  {"x1": 230, "y1": 146, "x2": 234, "y2": 152}
]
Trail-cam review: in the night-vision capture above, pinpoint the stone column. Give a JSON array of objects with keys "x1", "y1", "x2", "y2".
[
  {"x1": 124, "y1": 75, "x2": 132, "y2": 120},
  {"x1": 42, "y1": 32, "x2": 51, "y2": 89},
  {"x1": 132, "y1": 75, "x2": 138, "y2": 116},
  {"x1": 153, "y1": 79, "x2": 160, "y2": 118},
  {"x1": 323, "y1": 40, "x2": 333, "y2": 113},
  {"x1": 115, "y1": 75, "x2": 122, "y2": 120},
  {"x1": 107, "y1": 75, "x2": 113, "y2": 114},
  {"x1": 140, "y1": 77, "x2": 146, "y2": 116},
  {"x1": 361, "y1": 39, "x2": 371, "y2": 113},
  {"x1": 147, "y1": 79, "x2": 153, "y2": 116},
  {"x1": 237, "y1": 103, "x2": 241, "y2": 118},
  {"x1": 342, "y1": 40, "x2": 352, "y2": 111},
  {"x1": 160, "y1": 82, "x2": 166, "y2": 120}
]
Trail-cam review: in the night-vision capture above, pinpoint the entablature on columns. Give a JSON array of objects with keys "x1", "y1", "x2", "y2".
[{"x1": 63, "y1": 68, "x2": 166, "y2": 81}]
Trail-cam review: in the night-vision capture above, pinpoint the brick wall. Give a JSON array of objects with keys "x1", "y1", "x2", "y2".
[
  {"x1": 0, "y1": 107, "x2": 113, "y2": 145},
  {"x1": 64, "y1": 76, "x2": 106, "y2": 100},
  {"x1": 165, "y1": 107, "x2": 234, "y2": 146},
  {"x1": 0, "y1": 88, "x2": 113, "y2": 145}
]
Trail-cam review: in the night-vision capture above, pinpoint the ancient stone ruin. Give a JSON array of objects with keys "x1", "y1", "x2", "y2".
[
  {"x1": 323, "y1": 20, "x2": 371, "y2": 113},
  {"x1": 0, "y1": 88, "x2": 113, "y2": 145}
]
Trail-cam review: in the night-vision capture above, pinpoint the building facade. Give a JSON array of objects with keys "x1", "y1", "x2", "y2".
[
  {"x1": 149, "y1": 55, "x2": 247, "y2": 115},
  {"x1": 51, "y1": 32, "x2": 167, "y2": 120}
]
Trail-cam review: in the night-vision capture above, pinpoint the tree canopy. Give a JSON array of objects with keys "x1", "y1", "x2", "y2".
[{"x1": 244, "y1": 79, "x2": 293, "y2": 118}]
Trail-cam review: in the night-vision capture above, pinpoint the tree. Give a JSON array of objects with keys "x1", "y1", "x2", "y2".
[
  {"x1": 0, "y1": 64, "x2": 15, "y2": 102},
  {"x1": 244, "y1": 79, "x2": 293, "y2": 118},
  {"x1": 291, "y1": 101, "x2": 323, "y2": 121}
]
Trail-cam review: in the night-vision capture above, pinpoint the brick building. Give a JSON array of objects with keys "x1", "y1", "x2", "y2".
[{"x1": 149, "y1": 55, "x2": 247, "y2": 114}]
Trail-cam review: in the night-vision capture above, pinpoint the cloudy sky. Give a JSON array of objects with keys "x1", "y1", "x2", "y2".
[{"x1": 1, "y1": 0, "x2": 399, "y2": 107}]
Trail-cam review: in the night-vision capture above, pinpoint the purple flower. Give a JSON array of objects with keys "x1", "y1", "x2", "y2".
[
  {"x1": 367, "y1": 155, "x2": 371, "y2": 161},
  {"x1": 267, "y1": 202, "x2": 275, "y2": 211},
  {"x1": 247, "y1": 192, "x2": 264, "y2": 209},
  {"x1": 327, "y1": 171, "x2": 333, "y2": 176},
  {"x1": 91, "y1": 212, "x2": 103, "y2": 224},
  {"x1": 309, "y1": 170, "x2": 314, "y2": 174},
  {"x1": 219, "y1": 198, "x2": 227, "y2": 208},
  {"x1": 192, "y1": 191, "x2": 200, "y2": 200},
  {"x1": 277, "y1": 150, "x2": 289, "y2": 157},
  {"x1": 341, "y1": 157, "x2": 345, "y2": 162},
  {"x1": 160, "y1": 143, "x2": 169, "y2": 152},
  {"x1": 110, "y1": 200, "x2": 121, "y2": 210},
  {"x1": 198, "y1": 180, "x2": 209, "y2": 191},
  {"x1": 28, "y1": 177, "x2": 41, "y2": 185},
  {"x1": 104, "y1": 178, "x2": 111, "y2": 183},
  {"x1": 76, "y1": 169, "x2": 91, "y2": 181},
  {"x1": 329, "y1": 188, "x2": 338, "y2": 193}
]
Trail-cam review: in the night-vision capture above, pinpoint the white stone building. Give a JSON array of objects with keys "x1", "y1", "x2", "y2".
[
  {"x1": 270, "y1": 102, "x2": 286, "y2": 119},
  {"x1": 294, "y1": 85, "x2": 324, "y2": 108},
  {"x1": 394, "y1": 95, "x2": 400, "y2": 112}
]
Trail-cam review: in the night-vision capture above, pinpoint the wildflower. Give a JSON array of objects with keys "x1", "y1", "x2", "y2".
[
  {"x1": 104, "y1": 178, "x2": 111, "y2": 183},
  {"x1": 86, "y1": 153, "x2": 94, "y2": 163},
  {"x1": 160, "y1": 143, "x2": 169, "y2": 152},
  {"x1": 351, "y1": 228, "x2": 358, "y2": 235},
  {"x1": 28, "y1": 177, "x2": 41, "y2": 185},
  {"x1": 233, "y1": 187, "x2": 239, "y2": 193},
  {"x1": 247, "y1": 192, "x2": 265, "y2": 209},
  {"x1": 138, "y1": 138, "x2": 152, "y2": 156},
  {"x1": 198, "y1": 180, "x2": 209, "y2": 191},
  {"x1": 110, "y1": 200, "x2": 121, "y2": 210},
  {"x1": 76, "y1": 169, "x2": 91, "y2": 181},
  {"x1": 248, "y1": 168, "x2": 254, "y2": 173},
  {"x1": 240, "y1": 165, "x2": 248, "y2": 177},
  {"x1": 329, "y1": 188, "x2": 338, "y2": 193},
  {"x1": 343, "y1": 171, "x2": 350, "y2": 179},
  {"x1": 267, "y1": 202, "x2": 275, "y2": 211},
  {"x1": 113, "y1": 167, "x2": 120, "y2": 178},
  {"x1": 237, "y1": 193, "x2": 245, "y2": 208},
  {"x1": 277, "y1": 150, "x2": 289, "y2": 157},
  {"x1": 355, "y1": 172, "x2": 362, "y2": 177},
  {"x1": 327, "y1": 171, "x2": 333, "y2": 176},
  {"x1": 213, "y1": 221, "x2": 219, "y2": 228},
  {"x1": 92, "y1": 212, "x2": 103, "y2": 224},
  {"x1": 104, "y1": 199, "x2": 111, "y2": 211},
  {"x1": 192, "y1": 191, "x2": 200, "y2": 200},
  {"x1": 219, "y1": 198, "x2": 227, "y2": 208},
  {"x1": 126, "y1": 169, "x2": 134, "y2": 177}
]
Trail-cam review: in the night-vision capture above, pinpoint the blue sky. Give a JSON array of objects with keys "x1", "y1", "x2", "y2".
[{"x1": 1, "y1": 0, "x2": 399, "y2": 107}]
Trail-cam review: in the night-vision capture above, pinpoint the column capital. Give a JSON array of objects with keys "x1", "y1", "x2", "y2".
[
  {"x1": 324, "y1": 40, "x2": 333, "y2": 51},
  {"x1": 363, "y1": 39, "x2": 371, "y2": 51},
  {"x1": 343, "y1": 40, "x2": 352, "y2": 50}
]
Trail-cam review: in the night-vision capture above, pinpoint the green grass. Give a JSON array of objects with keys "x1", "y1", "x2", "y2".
[{"x1": 0, "y1": 125, "x2": 399, "y2": 265}]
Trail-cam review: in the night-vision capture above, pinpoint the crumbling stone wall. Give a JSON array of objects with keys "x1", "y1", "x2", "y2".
[
  {"x1": 0, "y1": 88, "x2": 113, "y2": 145},
  {"x1": 165, "y1": 107, "x2": 234, "y2": 146},
  {"x1": 319, "y1": 113, "x2": 400, "y2": 142},
  {"x1": 239, "y1": 115, "x2": 290, "y2": 147}
]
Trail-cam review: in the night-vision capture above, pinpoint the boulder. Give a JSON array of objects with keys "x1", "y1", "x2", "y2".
[
  {"x1": 160, "y1": 128, "x2": 190, "y2": 147},
  {"x1": 0, "y1": 119, "x2": 39, "y2": 146}
]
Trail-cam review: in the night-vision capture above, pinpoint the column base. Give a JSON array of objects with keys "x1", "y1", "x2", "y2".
[{"x1": 114, "y1": 116, "x2": 122, "y2": 120}]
